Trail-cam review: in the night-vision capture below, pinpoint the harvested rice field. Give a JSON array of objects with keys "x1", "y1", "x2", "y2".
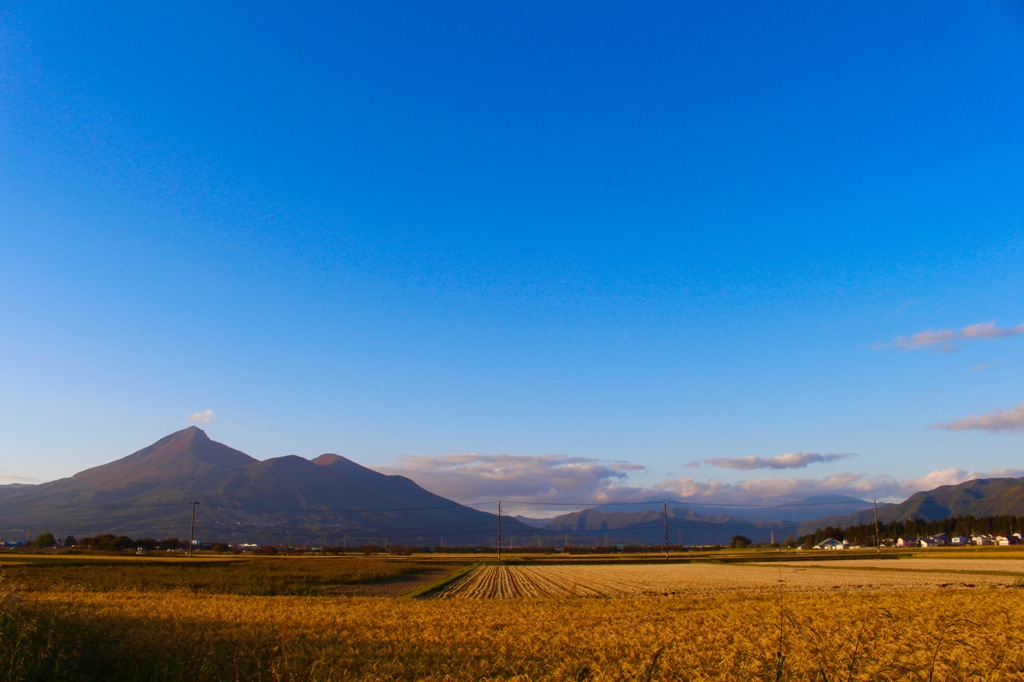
[
  {"x1": 434, "y1": 558, "x2": 1023, "y2": 598},
  {"x1": 752, "y1": 557, "x2": 1024, "y2": 575}
]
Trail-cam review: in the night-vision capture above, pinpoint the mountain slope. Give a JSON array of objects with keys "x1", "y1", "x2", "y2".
[{"x1": 798, "y1": 477, "x2": 1024, "y2": 535}]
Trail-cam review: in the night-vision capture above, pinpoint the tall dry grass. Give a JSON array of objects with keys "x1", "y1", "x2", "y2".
[{"x1": 4, "y1": 587, "x2": 1024, "y2": 679}]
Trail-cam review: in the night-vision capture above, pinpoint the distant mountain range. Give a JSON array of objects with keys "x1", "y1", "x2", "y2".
[
  {"x1": 542, "y1": 506, "x2": 786, "y2": 545},
  {"x1": 539, "y1": 495, "x2": 875, "y2": 545},
  {"x1": 583, "y1": 495, "x2": 873, "y2": 524},
  {"x1": 4, "y1": 427, "x2": 1022, "y2": 547}
]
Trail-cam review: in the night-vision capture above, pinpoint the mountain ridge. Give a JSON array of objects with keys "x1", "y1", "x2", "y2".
[{"x1": 798, "y1": 477, "x2": 1024, "y2": 535}]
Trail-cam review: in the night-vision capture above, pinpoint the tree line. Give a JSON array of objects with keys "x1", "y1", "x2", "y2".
[
  {"x1": 794, "y1": 514, "x2": 1024, "y2": 548},
  {"x1": 26, "y1": 533, "x2": 189, "y2": 551}
]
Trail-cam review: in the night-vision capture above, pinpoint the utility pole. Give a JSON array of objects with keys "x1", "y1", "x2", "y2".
[
  {"x1": 873, "y1": 499, "x2": 880, "y2": 556},
  {"x1": 497, "y1": 500, "x2": 502, "y2": 562},
  {"x1": 189, "y1": 501, "x2": 199, "y2": 557},
  {"x1": 663, "y1": 501, "x2": 669, "y2": 559}
]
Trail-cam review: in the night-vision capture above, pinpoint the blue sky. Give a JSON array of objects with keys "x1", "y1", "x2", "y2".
[{"x1": 2, "y1": 2, "x2": 1023, "y2": 514}]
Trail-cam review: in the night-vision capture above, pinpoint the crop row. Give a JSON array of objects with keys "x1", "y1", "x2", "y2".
[{"x1": 434, "y1": 561, "x2": 1021, "y2": 598}]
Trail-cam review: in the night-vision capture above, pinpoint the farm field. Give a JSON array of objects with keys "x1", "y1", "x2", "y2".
[
  {"x1": 434, "y1": 559, "x2": 1022, "y2": 598},
  {"x1": 752, "y1": 557, "x2": 1024, "y2": 576},
  {"x1": 4, "y1": 552, "x2": 1024, "y2": 680},
  {"x1": 0, "y1": 554, "x2": 460, "y2": 596}
]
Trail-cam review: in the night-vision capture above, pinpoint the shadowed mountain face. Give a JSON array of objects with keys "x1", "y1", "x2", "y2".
[{"x1": 0, "y1": 428, "x2": 527, "y2": 546}]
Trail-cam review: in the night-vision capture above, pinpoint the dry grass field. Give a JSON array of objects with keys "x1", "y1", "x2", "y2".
[{"x1": 4, "y1": 551, "x2": 1024, "y2": 680}]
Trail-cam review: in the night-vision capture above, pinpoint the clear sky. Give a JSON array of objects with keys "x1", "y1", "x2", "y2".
[{"x1": 2, "y1": 2, "x2": 1023, "y2": 515}]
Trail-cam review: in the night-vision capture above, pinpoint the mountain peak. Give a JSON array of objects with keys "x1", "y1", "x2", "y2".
[
  {"x1": 70, "y1": 427, "x2": 254, "y2": 486},
  {"x1": 312, "y1": 453, "x2": 350, "y2": 466},
  {"x1": 166, "y1": 425, "x2": 210, "y2": 443}
]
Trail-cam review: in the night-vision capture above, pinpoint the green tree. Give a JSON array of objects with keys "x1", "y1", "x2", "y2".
[
  {"x1": 730, "y1": 535, "x2": 751, "y2": 549},
  {"x1": 33, "y1": 532, "x2": 55, "y2": 548}
]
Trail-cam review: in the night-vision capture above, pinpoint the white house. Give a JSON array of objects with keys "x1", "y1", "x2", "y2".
[
  {"x1": 921, "y1": 533, "x2": 949, "y2": 548},
  {"x1": 814, "y1": 538, "x2": 846, "y2": 550}
]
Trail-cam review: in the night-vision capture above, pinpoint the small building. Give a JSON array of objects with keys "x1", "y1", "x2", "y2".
[
  {"x1": 814, "y1": 538, "x2": 846, "y2": 550},
  {"x1": 950, "y1": 536, "x2": 971, "y2": 545},
  {"x1": 972, "y1": 535, "x2": 994, "y2": 546},
  {"x1": 921, "y1": 534, "x2": 949, "y2": 548},
  {"x1": 896, "y1": 537, "x2": 919, "y2": 548}
]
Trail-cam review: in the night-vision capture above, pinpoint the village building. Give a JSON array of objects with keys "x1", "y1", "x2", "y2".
[{"x1": 814, "y1": 538, "x2": 846, "y2": 550}]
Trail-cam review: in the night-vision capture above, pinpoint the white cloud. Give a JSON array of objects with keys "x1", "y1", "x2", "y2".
[
  {"x1": 886, "y1": 321, "x2": 1024, "y2": 352},
  {"x1": 0, "y1": 473, "x2": 38, "y2": 484},
  {"x1": 187, "y1": 409, "x2": 217, "y2": 424},
  {"x1": 932, "y1": 402, "x2": 1024, "y2": 432},
  {"x1": 704, "y1": 452, "x2": 856, "y2": 471}
]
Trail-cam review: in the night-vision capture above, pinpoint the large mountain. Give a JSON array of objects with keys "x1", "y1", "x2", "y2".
[
  {"x1": 798, "y1": 477, "x2": 1024, "y2": 535},
  {"x1": 0, "y1": 427, "x2": 531, "y2": 546}
]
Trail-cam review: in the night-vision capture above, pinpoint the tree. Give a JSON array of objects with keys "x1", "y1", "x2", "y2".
[
  {"x1": 63, "y1": 535, "x2": 77, "y2": 548},
  {"x1": 33, "y1": 532, "x2": 56, "y2": 548},
  {"x1": 730, "y1": 535, "x2": 751, "y2": 549},
  {"x1": 158, "y1": 537, "x2": 182, "y2": 551}
]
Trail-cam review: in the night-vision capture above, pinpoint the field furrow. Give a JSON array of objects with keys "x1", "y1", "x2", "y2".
[{"x1": 433, "y1": 560, "x2": 1020, "y2": 599}]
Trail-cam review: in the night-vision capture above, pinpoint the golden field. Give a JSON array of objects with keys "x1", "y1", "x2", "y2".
[{"x1": 4, "y1": 551, "x2": 1024, "y2": 680}]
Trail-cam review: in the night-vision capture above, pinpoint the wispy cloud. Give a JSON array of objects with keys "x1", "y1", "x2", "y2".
[
  {"x1": 0, "y1": 473, "x2": 38, "y2": 484},
  {"x1": 885, "y1": 322, "x2": 1024, "y2": 352},
  {"x1": 382, "y1": 453, "x2": 648, "y2": 513},
  {"x1": 932, "y1": 402, "x2": 1024, "y2": 432},
  {"x1": 187, "y1": 409, "x2": 217, "y2": 424},
  {"x1": 704, "y1": 452, "x2": 856, "y2": 470}
]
